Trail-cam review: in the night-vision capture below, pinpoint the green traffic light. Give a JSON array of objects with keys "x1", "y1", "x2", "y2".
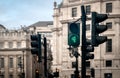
[
  {"x1": 68, "y1": 23, "x2": 80, "y2": 47},
  {"x1": 71, "y1": 35, "x2": 77, "y2": 43},
  {"x1": 69, "y1": 34, "x2": 80, "y2": 47}
]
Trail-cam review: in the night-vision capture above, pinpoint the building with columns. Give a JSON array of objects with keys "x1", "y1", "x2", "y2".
[
  {"x1": 0, "y1": 25, "x2": 32, "y2": 78},
  {"x1": 0, "y1": 21, "x2": 53, "y2": 78},
  {"x1": 0, "y1": 0, "x2": 120, "y2": 78},
  {"x1": 52, "y1": 0, "x2": 120, "y2": 78},
  {"x1": 28, "y1": 21, "x2": 54, "y2": 78}
]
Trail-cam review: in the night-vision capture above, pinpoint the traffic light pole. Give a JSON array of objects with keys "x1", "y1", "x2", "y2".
[
  {"x1": 75, "y1": 52, "x2": 80, "y2": 78},
  {"x1": 81, "y1": 5, "x2": 86, "y2": 78},
  {"x1": 44, "y1": 37, "x2": 48, "y2": 78},
  {"x1": 73, "y1": 48, "x2": 80, "y2": 78}
]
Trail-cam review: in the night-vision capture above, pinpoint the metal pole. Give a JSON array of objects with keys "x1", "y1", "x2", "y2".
[
  {"x1": 19, "y1": 57, "x2": 22, "y2": 78},
  {"x1": 44, "y1": 37, "x2": 48, "y2": 78},
  {"x1": 23, "y1": 51, "x2": 25, "y2": 78},
  {"x1": 81, "y1": 5, "x2": 86, "y2": 78},
  {"x1": 74, "y1": 50, "x2": 79, "y2": 78}
]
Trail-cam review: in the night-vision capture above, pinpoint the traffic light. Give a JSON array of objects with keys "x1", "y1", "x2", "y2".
[
  {"x1": 85, "y1": 39, "x2": 94, "y2": 60},
  {"x1": 35, "y1": 69, "x2": 39, "y2": 78},
  {"x1": 91, "y1": 12, "x2": 108, "y2": 46},
  {"x1": 91, "y1": 68, "x2": 95, "y2": 77},
  {"x1": 68, "y1": 23, "x2": 80, "y2": 47},
  {"x1": 53, "y1": 68, "x2": 59, "y2": 77},
  {"x1": 31, "y1": 34, "x2": 42, "y2": 62}
]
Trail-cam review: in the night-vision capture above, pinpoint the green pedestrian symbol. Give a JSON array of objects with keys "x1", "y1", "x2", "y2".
[{"x1": 71, "y1": 36, "x2": 77, "y2": 43}]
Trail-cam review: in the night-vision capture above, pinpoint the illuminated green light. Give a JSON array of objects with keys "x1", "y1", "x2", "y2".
[
  {"x1": 68, "y1": 23, "x2": 80, "y2": 47},
  {"x1": 71, "y1": 35, "x2": 77, "y2": 43},
  {"x1": 69, "y1": 34, "x2": 80, "y2": 47}
]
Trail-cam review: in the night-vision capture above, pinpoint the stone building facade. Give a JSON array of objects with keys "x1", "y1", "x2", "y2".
[
  {"x1": 0, "y1": 25, "x2": 32, "y2": 78},
  {"x1": 0, "y1": 0, "x2": 120, "y2": 78},
  {"x1": 52, "y1": 0, "x2": 120, "y2": 78},
  {"x1": 28, "y1": 21, "x2": 54, "y2": 78},
  {"x1": 0, "y1": 21, "x2": 53, "y2": 78}
]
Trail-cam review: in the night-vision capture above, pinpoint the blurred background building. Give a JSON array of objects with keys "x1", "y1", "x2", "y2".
[
  {"x1": 0, "y1": 21, "x2": 53, "y2": 78},
  {"x1": 0, "y1": 24, "x2": 31, "y2": 78}
]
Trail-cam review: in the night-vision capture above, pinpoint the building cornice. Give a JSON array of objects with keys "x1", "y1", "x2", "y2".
[
  {"x1": 108, "y1": 14, "x2": 120, "y2": 18},
  {"x1": 59, "y1": 0, "x2": 119, "y2": 8},
  {"x1": 60, "y1": 14, "x2": 120, "y2": 24},
  {"x1": 60, "y1": 18, "x2": 81, "y2": 24},
  {"x1": 0, "y1": 48, "x2": 30, "y2": 51}
]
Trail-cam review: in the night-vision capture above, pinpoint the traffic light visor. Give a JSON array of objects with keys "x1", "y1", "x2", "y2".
[
  {"x1": 69, "y1": 23, "x2": 79, "y2": 34},
  {"x1": 92, "y1": 12, "x2": 108, "y2": 23},
  {"x1": 31, "y1": 35, "x2": 38, "y2": 41}
]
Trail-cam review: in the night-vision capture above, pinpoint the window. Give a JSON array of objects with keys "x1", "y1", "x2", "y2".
[
  {"x1": 86, "y1": 61, "x2": 90, "y2": 68},
  {"x1": 71, "y1": 74, "x2": 75, "y2": 78},
  {"x1": 0, "y1": 75, "x2": 4, "y2": 78},
  {"x1": 86, "y1": 75, "x2": 90, "y2": 78},
  {"x1": 17, "y1": 42, "x2": 21, "y2": 48},
  {"x1": 0, "y1": 42, "x2": 4, "y2": 49},
  {"x1": 72, "y1": 7, "x2": 77, "y2": 17},
  {"x1": 72, "y1": 62, "x2": 76, "y2": 68},
  {"x1": 106, "y1": 39, "x2": 112, "y2": 52},
  {"x1": 9, "y1": 58, "x2": 13, "y2": 68},
  {"x1": 106, "y1": 3, "x2": 112, "y2": 13},
  {"x1": 8, "y1": 42, "x2": 13, "y2": 48},
  {"x1": 9, "y1": 75, "x2": 13, "y2": 78},
  {"x1": 106, "y1": 22, "x2": 112, "y2": 29},
  {"x1": 0, "y1": 58, "x2": 4, "y2": 68},
  {"x1": 86, "y1": 24, "x2": 90, "y2": 31},
  {"x1": 86, "y1": 5, "x2": 91, "y2": 15},
  {"x1": 17, "y1": 57, "x2": 22, "y2": 68},
  {"x1": 104, "y1": 73, "x2": 112, "y2": 78},
  {"x1": 106, "y1": 60, "x2": 112, "y2": 67},
  {"x1": 69, "y1": 0, "x2": 79, "y2": 2}
]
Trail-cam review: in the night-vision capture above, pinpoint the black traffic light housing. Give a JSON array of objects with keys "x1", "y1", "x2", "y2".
[
  {"x1": 31, "y1": 34, "x2": 42, "y2": 62},
  {"x1": 53, "y1": 69, "x2": 59, "y2": 77},
  {"x1": 92, "y1": 12, "x2": 108, "y2": 46},
  {"x1": 85, "y1": 39, "x2": 94, "y2": 60},
  {"x1": 91, "y1": 68, "x2": 95, "y2": 77},
  {"x1": 68, "y1": 23, "x2": 80, "y2": 47},
  {"x1": 35, "y1": 69, "x2": 39, "y2": 78}
]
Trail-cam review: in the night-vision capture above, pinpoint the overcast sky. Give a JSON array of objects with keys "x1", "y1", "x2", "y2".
[{"x1": 0, "y1": 0, "x2": 62, "y2": 29}]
